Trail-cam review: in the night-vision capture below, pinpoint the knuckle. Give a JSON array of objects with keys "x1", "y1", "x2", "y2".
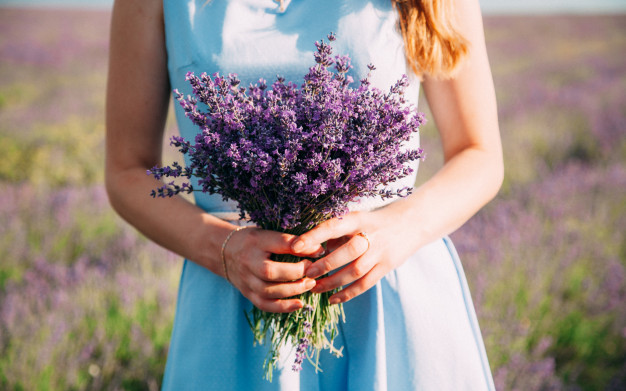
[
  {"x1": 260, "y1": 286, "x2": 273, "y2": 298},
  {"x1": 345, "y1": 240, "x2": 360, "y2": 256},
  {"x1": 351, "y1": 261, "x2": 367, "y2": 278},
  {"x1": 245, "y1": 228, "x2": 261, "y2": 244},
  {"x1": 340, "y1": 291, "x2": 354, "y2": 303},
  {"x1": 279, "y1": 232, "x2": 294, "y2": 243},
  {"x1": 259, "y1": 262, "x2": 274, "y2": 280},
  {"x1": 320, "y1": 258, "x2": 334, "y2": 274}
]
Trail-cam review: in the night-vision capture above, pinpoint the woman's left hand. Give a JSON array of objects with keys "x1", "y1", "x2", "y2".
[{"x1": 291, "y1": 207, "x2": 416, "y2": 305}]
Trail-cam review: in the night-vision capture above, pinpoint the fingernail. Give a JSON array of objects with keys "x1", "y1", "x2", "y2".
[
  {"x1": 313, "y1": 248, "x2": 326, "y2": 258},
  {"x1": 304, "y1": 278, "x2": 316, "y2": 290},
  {"x1": 292, "y1": 239, "x2": 304, "y2": 251}
]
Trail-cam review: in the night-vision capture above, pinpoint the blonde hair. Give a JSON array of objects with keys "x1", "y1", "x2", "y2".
[{"x1": 393, "y1": 0, "x2": 469, "y2": 79}]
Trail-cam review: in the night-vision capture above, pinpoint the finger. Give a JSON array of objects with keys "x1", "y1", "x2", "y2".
[
  {"x1": 305, "y1": 235, "x2": 369, "y2": 279},
  {"x1": 326, "y1": 237, "x2": 348, "y2": 253},
  {"x1": 252, "y1": 258, "x2": 313, "y2": 282},
  {"x1": 291, "y1": 243, "x2": 326, "y2": 258},
  {"x1": 251, "y1": 229, "x2": 325, "y2": 257},
  {"x1": 291, "y1": 213, "x2": 362, "y2": 253},
  {"x1": 251, "y1": 278, "x2": 317, "y2": 299},
  {"x1": 251, "y1": 295, "x2": 305, "y2": 313},
  {"x1": 327, "y1": 264, "x2": 385, "y2": 305},
  {"x1": 311, "y1": 254, "x2": 376, "y2": 293}
]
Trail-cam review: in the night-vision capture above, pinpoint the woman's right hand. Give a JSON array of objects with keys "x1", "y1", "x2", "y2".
[{"x1": 222, "y1": 227, "x2": 323, "y2": 313}]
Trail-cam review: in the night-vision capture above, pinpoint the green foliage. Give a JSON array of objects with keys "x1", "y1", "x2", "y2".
[
  {"x1": 0, "y1": 117, "x2": 104, "y2": 186},
  {"x1": 458, "y1": 163, "x2": 626, "y2": 390},
  {"x1": 0, "y1": 248, "x2": 180, "y2": 391},
  {"x1": 0, "y1": 186, "x2": 120, "y2": 295},
  {"x1": 0, "y1": 81, "x2": 39, "y2": 109}
]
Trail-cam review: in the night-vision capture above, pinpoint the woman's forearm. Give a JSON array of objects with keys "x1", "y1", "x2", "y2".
[
  {"x1": 379, "y1": 144, "x2": 503, "y2": 252},
  {"x1": 105, "y1": 0, "x2": 236, "y2": 277},
  {"x1": 384, "y1": 0, "x2": 503, "y2": 252},
  {"x1": 105, "y1": 165, "x2": 235, "y2": 276}
]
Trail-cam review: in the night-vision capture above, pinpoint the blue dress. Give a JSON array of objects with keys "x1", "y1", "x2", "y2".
[{"x1": 162, "y1": 1, "x2": 495, "y2": 389}]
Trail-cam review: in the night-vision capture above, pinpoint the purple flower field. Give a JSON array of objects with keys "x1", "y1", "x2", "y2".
[{"x1": 0, "y1": 7, "x2": 624, "y2": 391}]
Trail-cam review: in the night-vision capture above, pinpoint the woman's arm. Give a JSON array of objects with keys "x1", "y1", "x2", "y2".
[
  {"x1": 105, "y1": 0, "x2": 318, "y2": 312},
  {"x1": 293, "y1": 0, "x2": 503, "y2": 303}
]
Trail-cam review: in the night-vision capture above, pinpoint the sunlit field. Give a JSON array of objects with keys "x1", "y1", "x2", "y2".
[{"x1": 0, "y1": 8, "x2": 624, "y2": 390}]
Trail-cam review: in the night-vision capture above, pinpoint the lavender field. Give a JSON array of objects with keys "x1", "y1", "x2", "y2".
[{"x1": 0, "y1": 7, "x2": 624, "y2": 391}]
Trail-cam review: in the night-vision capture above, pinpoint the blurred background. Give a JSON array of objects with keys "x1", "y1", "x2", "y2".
[{"x1": 0, "y1": 1, "x2": 624, "y2": 390}]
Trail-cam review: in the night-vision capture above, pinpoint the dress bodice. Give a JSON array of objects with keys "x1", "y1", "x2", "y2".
[{"x1": 163, "y1": 0, "x2": 421, "y2": 218}]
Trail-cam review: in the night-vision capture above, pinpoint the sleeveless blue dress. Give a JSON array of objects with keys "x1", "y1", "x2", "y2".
[{"x1": 162, "y1": 1, "x2": 495, "y2": 389}]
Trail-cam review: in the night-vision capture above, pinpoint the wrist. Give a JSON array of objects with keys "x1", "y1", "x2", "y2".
[
  {"x1": 375, "y1": 198, "x2": 431, "y2": 251},
  {"x1": 220, "y1": 226, "x2": 252, "y2": 282},
  {"x1": 191, "y1": 213, "x2": 238, "y2": 276}
]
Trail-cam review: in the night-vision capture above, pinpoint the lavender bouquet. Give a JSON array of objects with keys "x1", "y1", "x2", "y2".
[{"x1": 149, "y1": 33, "x2": 425, "y2": 379}]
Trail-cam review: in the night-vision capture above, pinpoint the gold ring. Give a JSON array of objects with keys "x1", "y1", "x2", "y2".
[{"x1": 356, "y1": 232, "x2": 370, "y2": 251}]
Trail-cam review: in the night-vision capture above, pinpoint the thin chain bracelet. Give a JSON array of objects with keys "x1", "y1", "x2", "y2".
[{"x1": 220, "y1": 226, "x2": 250, "y2": 283}]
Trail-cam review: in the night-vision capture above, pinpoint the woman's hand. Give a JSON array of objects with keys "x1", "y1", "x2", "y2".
[
  {"x1": 223, "y1": 227, "x2": 325, "y2": 313},
  {"x1": 291, "y1": 207, "x2": 417, "y2": 305}
]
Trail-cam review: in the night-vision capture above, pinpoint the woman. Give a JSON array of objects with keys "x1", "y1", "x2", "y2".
[{"x1": 106, "y1": 0, "x2": 502, "y2": 389}]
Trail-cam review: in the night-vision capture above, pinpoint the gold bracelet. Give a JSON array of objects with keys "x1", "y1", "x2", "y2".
[{"x1": 220, "y1": 226, "x2": 249, "y2": 282}]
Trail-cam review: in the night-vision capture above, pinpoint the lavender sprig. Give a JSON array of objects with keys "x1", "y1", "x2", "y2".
[
  {"x1": 292, "y1": 305, "x2": 313, "y2": 372},
  {"x1": 150, "y1": 33, "x2": 425, "y2": 379}
]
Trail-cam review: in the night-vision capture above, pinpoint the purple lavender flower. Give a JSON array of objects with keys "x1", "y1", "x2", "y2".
[
  {"x1": 292, "y1": 315, "x2": 313, "y2": 372},
  {"x1": 150, "y1": 33, "x2": 425, "y2": 233},
  {"x1": 291, "y1": 304, "x2": 315, "y2": 372}
]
